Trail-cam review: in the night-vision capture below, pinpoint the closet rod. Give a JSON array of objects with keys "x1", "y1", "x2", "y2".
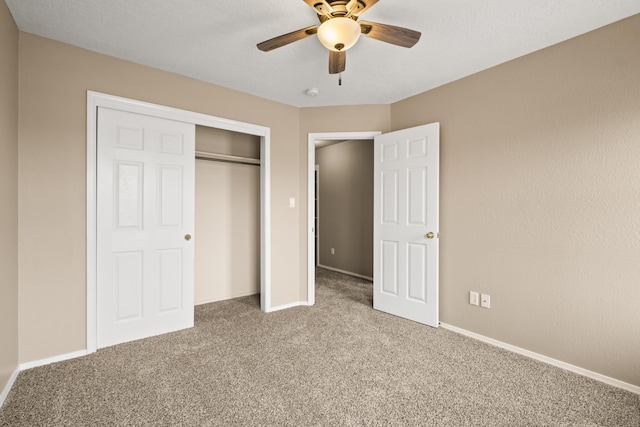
[{"x1": 195, "y1": 150, "x2": 260, "y2": 166}]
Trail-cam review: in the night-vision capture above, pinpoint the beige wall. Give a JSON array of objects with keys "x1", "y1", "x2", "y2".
[
  {"x1": 316, "y1": 140, "x2": 374, "y2": 277},
  {"x1": 0, "y1": 0, "x2": 19, "y2": 394},
  {"x1": 195, "y1": 127, "x2": 260, "y2": 304},
  {"x1": 17, "y1": 33, "x2": 300, "y2": 363},
  {"x1": 391, "y1": 14, "x2": 640, "y2": 387}
]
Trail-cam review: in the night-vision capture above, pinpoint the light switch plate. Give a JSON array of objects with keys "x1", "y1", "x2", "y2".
[{"x1": 469, "y1": 291, "x2": 479, "y2": 306}]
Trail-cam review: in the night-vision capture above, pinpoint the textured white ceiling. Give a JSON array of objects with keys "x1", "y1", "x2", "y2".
[{"x1": 6, "y1": 0, "x2": 640, "y2": 107}]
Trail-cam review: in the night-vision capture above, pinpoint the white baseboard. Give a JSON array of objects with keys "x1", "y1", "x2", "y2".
[
  {"x1": 19, "y1": 349, "x2": 88, "y2": 371},
  {"x1": 439, "y1": 322, "x2": 640, "y2": 395},
  {"x1": 195, "y1": 290, "x2": 259, "y2": 306},
  {"x1": 267, "y1": 300, "x2": 312, "y2": 313},
  {"x1": 317, "y1": 264, "x2": 373, "y2": 281},
  {"x1": 0, "y1": 366, "x2": 20, "y2": 408},
  {"x1": 1, "y1": 349, "x2": 90, "y2": 408}
]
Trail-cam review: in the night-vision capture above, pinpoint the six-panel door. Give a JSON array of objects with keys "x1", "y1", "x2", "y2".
[
  {"x1": 373, "y1": 123, "x2": 440, "y2": 327},
  {"x1": 97, "y1": 107, "x2": 195, "y2": 348}
]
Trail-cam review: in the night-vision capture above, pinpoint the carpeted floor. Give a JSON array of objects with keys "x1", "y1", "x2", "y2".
[{"x1": 1, "y1": 268, "x2": 638, "y2": 426}]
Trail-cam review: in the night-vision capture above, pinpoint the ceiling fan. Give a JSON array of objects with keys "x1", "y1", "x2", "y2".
[{"x1": 257, "y1": 0, "x2": 421, "y2": 75}]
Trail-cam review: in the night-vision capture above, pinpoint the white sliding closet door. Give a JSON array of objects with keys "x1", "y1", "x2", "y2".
[{"x1": 96, "y1": 107, "x2": 195, "y2": 348}]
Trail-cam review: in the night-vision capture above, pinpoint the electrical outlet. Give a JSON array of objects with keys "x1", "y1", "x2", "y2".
[
  {"x1": 481, "y1": 294, "x2": 491, "y2": 309},
  {"x1": 469, "y1": 291, "x2": 479, "y2": 306},
  {"x1": 331, "y1": 248, "x2": 335, "y2": 255}
]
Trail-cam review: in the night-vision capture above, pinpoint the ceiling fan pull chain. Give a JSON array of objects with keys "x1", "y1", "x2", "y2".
[{"x1": 339, "y1": 73, "x2": 342, "y2": 86}]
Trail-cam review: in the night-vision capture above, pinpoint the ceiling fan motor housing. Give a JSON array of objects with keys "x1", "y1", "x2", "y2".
[{"x1": 316, "y1": 1, "x2": 360, "y2": 20}]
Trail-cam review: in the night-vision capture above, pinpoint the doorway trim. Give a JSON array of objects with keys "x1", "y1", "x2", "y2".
[
  {"x1": 306, "y1": 131, "x2": 381, "y2": 305},
  {"x1": 87, "y1": 91, "x2": 271, "y2": 353}
]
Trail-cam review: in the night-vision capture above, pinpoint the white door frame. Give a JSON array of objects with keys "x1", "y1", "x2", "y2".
[
  {"x1": 314, "y1": 165, "x2": 319, "y2": 267},
  {"x1": 87, "y1": 91, "x2": 271, "y2": 353},
  {"x1": 306, "y1": 131, "x2": 381, "y2": 305}
]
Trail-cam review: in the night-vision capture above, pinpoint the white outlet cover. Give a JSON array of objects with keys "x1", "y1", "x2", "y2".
[{"x1": 481, "y1": 294, "x2": 491, "y2": 309}]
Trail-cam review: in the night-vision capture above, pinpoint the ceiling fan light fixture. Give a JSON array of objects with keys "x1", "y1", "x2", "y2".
[{"x1": 317, "y1": 17, "x2": 361, "y2": 52}]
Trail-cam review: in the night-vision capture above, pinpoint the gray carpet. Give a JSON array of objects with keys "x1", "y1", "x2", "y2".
[{"x1": 1, "y1": 268, "x2": 638, "y2": 426}]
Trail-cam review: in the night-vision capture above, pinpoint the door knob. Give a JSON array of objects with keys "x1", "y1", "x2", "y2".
[
  {"x1": 184, "y1": 234, "x2": 192, "y2": 241},
  {"x1": 425, "y1": 232, "x2": 435, "y2": 239}
]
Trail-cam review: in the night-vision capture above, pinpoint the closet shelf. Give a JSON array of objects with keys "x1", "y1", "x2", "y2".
[{"x1": 195, "y1": 150, "x2": 260, "y2": 165}]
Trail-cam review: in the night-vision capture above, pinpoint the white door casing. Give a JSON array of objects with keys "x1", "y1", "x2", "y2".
[
  {"x1": 373, "y1": 123, "x2": 440, "y2": 327},
  {"x1": 87, "y1": 91, "x2": 272, "y2": 353},
  {"x1": 96, "y1": 107, "x2": 195, "y2": 348}
]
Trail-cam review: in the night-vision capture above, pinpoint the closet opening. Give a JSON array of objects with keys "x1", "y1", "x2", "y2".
[
  {"x1": 87, "y1": 91, "x2": 272, "y2": 352},
  {"x1": 195, "y1": 126, "x2": 261, "y2": 306}
]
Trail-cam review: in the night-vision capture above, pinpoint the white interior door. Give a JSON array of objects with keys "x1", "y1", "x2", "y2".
[
  {"x1": 97, "y1": 107, "x2": 195, "y2": 348},
  {"x1": 373, "y1": 123, "x2": 440, "y2": 327}
]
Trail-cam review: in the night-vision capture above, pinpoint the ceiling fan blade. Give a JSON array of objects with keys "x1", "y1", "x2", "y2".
[
  {"x1": 345, "y1": 0, "x2": 379, "y2": 17},
  {"x1": 303, "y1": 0, "x2": 334, "y2": 18},
  {"x1": 360, "y1": 21, "x2": 421, "y2": 48},
  {"x1": 329, "y1": 50, "x2": 346, "y2": 74},
  {"x1": 257, "y1": 26, "x2": 318, "y2": 52}
]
